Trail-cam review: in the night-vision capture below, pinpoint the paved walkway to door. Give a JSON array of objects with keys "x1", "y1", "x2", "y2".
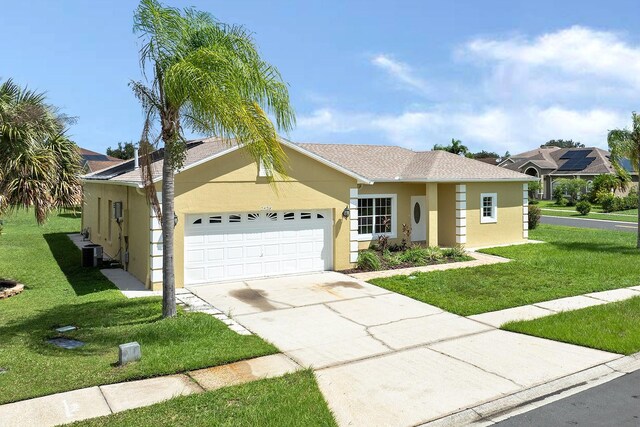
[{"x1": 189, "y1": 272, "x2": 627, "y2": 427}]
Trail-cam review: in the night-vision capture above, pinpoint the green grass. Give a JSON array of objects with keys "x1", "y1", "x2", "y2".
[
  {"x1": 536, "y1": 200, "x2": 638, "y2": 222},
  {"x1": 503, "y1": 296, "x2": 640, "y2": 355},
  {"x1": 370, "y1": 225, "x2": 640, "y2": 316},
  {"x1": 72, "y1": 371, "x2": 336, "y2": 427},
  {"x1": 0, "y1": 211, "x2": 277, "y2": 404}
]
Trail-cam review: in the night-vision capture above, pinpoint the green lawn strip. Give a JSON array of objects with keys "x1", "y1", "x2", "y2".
[
  {"x1": 536, "y1": 200, "x2": 638, "y2": 221},
  {"x1": 370, "y1": 225, "x2": 640, "y2": 316},
  {"x1": 541, "y1": 209, "x2": 637, "y2": 223},
  {"x1": 0, "y1": 212, "x2": 277, "y2": 404},
  {"x1": 502, "y1": 296, "x2": 640, "y2": 355},
  {"x1": 72, "y1": 370, "x2": 337, "y2": 427}
]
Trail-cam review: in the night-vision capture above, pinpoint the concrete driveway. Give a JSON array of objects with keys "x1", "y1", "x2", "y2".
[{"x1": 190, "y1": 272, "x2": 621, "y2": 427}]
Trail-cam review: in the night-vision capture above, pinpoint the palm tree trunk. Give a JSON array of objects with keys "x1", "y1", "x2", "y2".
[{"x1": 161, "y1": 142, "x2": 177, "y2": 318}]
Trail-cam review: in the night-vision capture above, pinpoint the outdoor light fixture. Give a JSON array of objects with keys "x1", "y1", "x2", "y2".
[
  {"x1": 173, "y1": 212, "x2": 178, "y2": 227},
  {"x1": 342, "y1": 206, "x2": 350, "y2": 219}
]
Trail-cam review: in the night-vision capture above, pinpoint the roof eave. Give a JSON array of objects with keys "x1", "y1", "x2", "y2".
[{"x1": 81, "y1": 178, "x2": 142, "y2": 188}]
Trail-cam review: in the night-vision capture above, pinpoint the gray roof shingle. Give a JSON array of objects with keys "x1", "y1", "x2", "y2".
[{"x1": 83, "y1": 137, "x2": 532, "y2": 185}]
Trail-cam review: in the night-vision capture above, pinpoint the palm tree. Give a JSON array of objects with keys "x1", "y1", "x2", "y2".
[
  {"x1": 132, "y1": 0, "x2": 295, "y2": 317},
  {"x1": 433, "y1": 138, "x2": 470, "y2": 156},
  {"x1": 0, "y1": 79, "x2": 81, "y2": 224},
  {"x1": 608, "y1": 112, "x2": 640, "y2": 248}
]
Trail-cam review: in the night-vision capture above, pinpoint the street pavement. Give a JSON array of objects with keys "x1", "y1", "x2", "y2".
[
  {"x1": 496, "y1": 370, "x2": 640, "y2": 427},
  {"x1": 541, "y1": 215, "x2": 638, "y2": 232}
]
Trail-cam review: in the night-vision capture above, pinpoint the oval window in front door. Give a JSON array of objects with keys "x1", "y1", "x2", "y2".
[{"x1": 414, "y1": 202, "x2": 421, "y2": 223}]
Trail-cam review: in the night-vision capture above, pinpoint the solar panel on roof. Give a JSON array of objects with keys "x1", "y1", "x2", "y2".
[{"x1": 558, "y1": 149, "x2": 595, "y2": 171}]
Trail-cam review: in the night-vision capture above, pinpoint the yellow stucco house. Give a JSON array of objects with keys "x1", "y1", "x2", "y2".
[{"x1": 81, "y1": 138, "x2": 532, "y2": 289}]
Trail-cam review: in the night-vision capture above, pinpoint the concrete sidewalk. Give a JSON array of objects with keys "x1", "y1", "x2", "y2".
[
  {"x1": 469, "y1": 286, "x2": 640, "y2": 328},
  {"x1": 0, "y1": 354, "x2": 299, "y2": 427}
]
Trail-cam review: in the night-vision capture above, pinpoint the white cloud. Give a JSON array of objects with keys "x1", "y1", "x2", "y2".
[
  {"x1": 461, "y1": 26, "x2": 640, "y2": 98},
  {"x1": 371, "y1": 54, "x2": 430, "y2": 95},
  {"x1": 296, "y1": 26, "x2": 637, "y2": 153},
  {"x1": 297, "y1": 106, "x2": 628, "y2": 154}
]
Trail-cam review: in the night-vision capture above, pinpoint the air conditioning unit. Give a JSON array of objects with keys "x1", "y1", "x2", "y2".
[{"x1": 113, "y1": 202, "x2": 123, "y2": 221}]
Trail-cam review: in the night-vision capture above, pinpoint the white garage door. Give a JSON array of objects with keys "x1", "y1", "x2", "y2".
[{"x1": 184, "y1": 210, "x2": 333, "y2": 285}]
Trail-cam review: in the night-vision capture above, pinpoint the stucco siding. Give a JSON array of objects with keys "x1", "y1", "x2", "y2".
[
  {"x1": 465, "y1": 182, "x2": 526, "y2": 247},
  {"x1": 437, "y1": 184, "x2": 457, "y2": 247},
  {"x1": 81, "y1": 182, "x2": 150, "y2": 286},
  {"x1": 357, "y1": 182, "x2": 425, "y2": 250},
  {"x1": 167, "y1": 145, "x2": 356, "y2": 288}
]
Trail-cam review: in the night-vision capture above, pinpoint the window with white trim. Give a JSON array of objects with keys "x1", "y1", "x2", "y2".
[
  {"x1": 357, "y1": 195, "x2": 396, "y2": 239},
  {"x1": 480, "y1": 193, "x2": 497, "y2": 223}
]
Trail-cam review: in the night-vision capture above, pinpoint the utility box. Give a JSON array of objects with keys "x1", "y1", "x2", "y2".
[
  {"x1": 81, "y1": 244, "x2": 103, "y2": 267},
  {"x1": 113, "y1": 201, "x2": 123, "y2": 221}
]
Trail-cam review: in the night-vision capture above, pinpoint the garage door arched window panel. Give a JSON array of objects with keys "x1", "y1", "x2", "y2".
[
  {"x1": 208, "y1": 216, "x2": 221, "y2": 224},
  {"x1": 266, "y1": 212, "x2": 277, "y2": 221},
  {"x1": 301, "y1": 212, "x2": 312, "y2": 219},
  {"x1": 284, "y1": 212, "x2": 295, "y2": 220},
  {"x1": 229, "y1": 214, "x2": 241, "y2": 223},
  {"x1": 193, "y1": 218, "x2": 203, "y2": 225},
  {"x1": 248, "y1": 213, "x2": 260, "y2": 221},
  {"x1": 357, "y1": 194, "x2": 397, "y2": 240}
]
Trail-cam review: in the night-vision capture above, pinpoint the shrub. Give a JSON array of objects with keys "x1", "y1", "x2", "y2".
[
  {"x1": 442, "y1": 245, "x2": 466, "y2": 259},
  {"x1": 377, "y1": 234, "x2": 389, "y2": 252},
  {"x1": 557, "y1": 197, "x2": 568, "y2": 207},
  {"x1": 600, "y1": 193, "x2": 616, "y2": 212},
  {"x1": 423, "y1": 246, "x2": 444, "y2": 262},
  {"x1": 382, "y1": 250, "x2": 402, "y2": 267},
  {"x1": 356, "y1": 250, "x2": 381, "y2": 271},
  {"x1": 528, "y1": 199, "x2": 539, "y2": 205},
  {"x1": 528, "y1": 205, "x2": 541, "y2": 230},
  {"x1": 576, "y1": 200, "x2": 591, "y2": 215},
  {"x1": 553, "y1": 178, "x2": 587, "y2": 205},
  {"x1": 398, "y1": 246, "x2": 428, "y2": 264}
]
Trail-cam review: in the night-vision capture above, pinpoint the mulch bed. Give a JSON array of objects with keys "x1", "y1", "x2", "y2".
[
  {"x1": 339, "y1": 257, "x2": 464, "y2": 274},
  {"x1": 0, "y1": 279, "x2": 24, "y2": 299}
]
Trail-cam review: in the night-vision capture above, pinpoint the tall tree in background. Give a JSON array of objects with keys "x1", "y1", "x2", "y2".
[
  {"x1": 541, "y1": 139, "x2": 585, "y2": 149},
  {"x1": 0, "y1": 79, "x2": 81, "y2": 224},
  {"x1": 132, "y1": 0, "x2": 295, "y2": 317},
  {"x1": 608, "y1": 112, "x2": 640, "y2": 248},
  {"x1": 107, "y1": 141, "x2": 136, "y2": 159},
  {"x1": 433, "y1": 138, "x2": 470, "y2": 157}
]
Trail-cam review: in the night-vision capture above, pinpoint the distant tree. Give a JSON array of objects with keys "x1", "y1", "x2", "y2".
[
  {"x1": 106, "y1": 141, "x2": 136, "y2": 160},
  {"x1": 503, "y1": 151, "x2": 511, "y2": 159},
  {"x1": 472, "y1": 150, "x2": 500, "y2": 159},
  {"x1": 433, "y1": 138, "x2": 470, "y2": 156},
  {"x1": 608, "y1": 112, "x2": 640, "y2": 248},
  {"x1": 541, "y1": 139, "x2": 585, "y2": 149},
  {"x1": 528, "y1": 180, "x2": 542, "y2": 199},
  {"x1": 553, "y1": 178, "x2": 587, "y2": 205}
]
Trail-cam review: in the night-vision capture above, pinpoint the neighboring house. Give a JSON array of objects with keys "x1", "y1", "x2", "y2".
[
  {"x1": 79, "y1": 147, "x2": 124, "y2": 173},
  {"x1": 498, "y1": 146, "x2": 639, "y2": 199},
  {"x1": 81, "y1": 138, "x2": 532, "y2": 289}
]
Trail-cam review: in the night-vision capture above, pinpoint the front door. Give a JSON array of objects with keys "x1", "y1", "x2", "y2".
[{"x1": 410, "y1": 196, "x2": 427, "y2": 242}]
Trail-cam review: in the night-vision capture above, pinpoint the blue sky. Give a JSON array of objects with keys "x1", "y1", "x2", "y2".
[{"x1": 3, "y1": 0, "x2": 640, "y2": 155}]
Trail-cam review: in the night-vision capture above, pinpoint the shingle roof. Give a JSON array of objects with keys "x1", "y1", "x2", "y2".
[
  {"x1": 82, "y1": 137, "x2": 532, "y2": 185},
  {"x1": 502, "y1": 146, "x2": 628, "y2": 176},
  {"x1": 78, "y1": 147, "x2": 124, "y2": 173}
]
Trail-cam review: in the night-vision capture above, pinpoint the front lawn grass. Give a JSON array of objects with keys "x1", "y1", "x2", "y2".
[
  {"x1": 502, "y1": 296, "x2": 640, "y2": 355},
  {"x1": 0, "y1": 211, "x2": 277, "y2": 404},
  {"x1": 73, "y1": 371, "x2": 336, "y2": 427},
  {"x1": 370, "y1": 225, "x2": 640, "y2": 316}
]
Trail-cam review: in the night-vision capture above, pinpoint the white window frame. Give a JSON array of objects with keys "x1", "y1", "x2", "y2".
[
  {"x1": 357, "y1": 194, "x2": 397, "y2": 240},
  {"x1": 480, "y1": 193, "x2": 498, "y2": 224}
]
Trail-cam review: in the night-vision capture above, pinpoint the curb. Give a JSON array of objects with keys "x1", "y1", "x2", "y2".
[{"x1": 417, "y1": 353, "x2": 640, "y2": 426}]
